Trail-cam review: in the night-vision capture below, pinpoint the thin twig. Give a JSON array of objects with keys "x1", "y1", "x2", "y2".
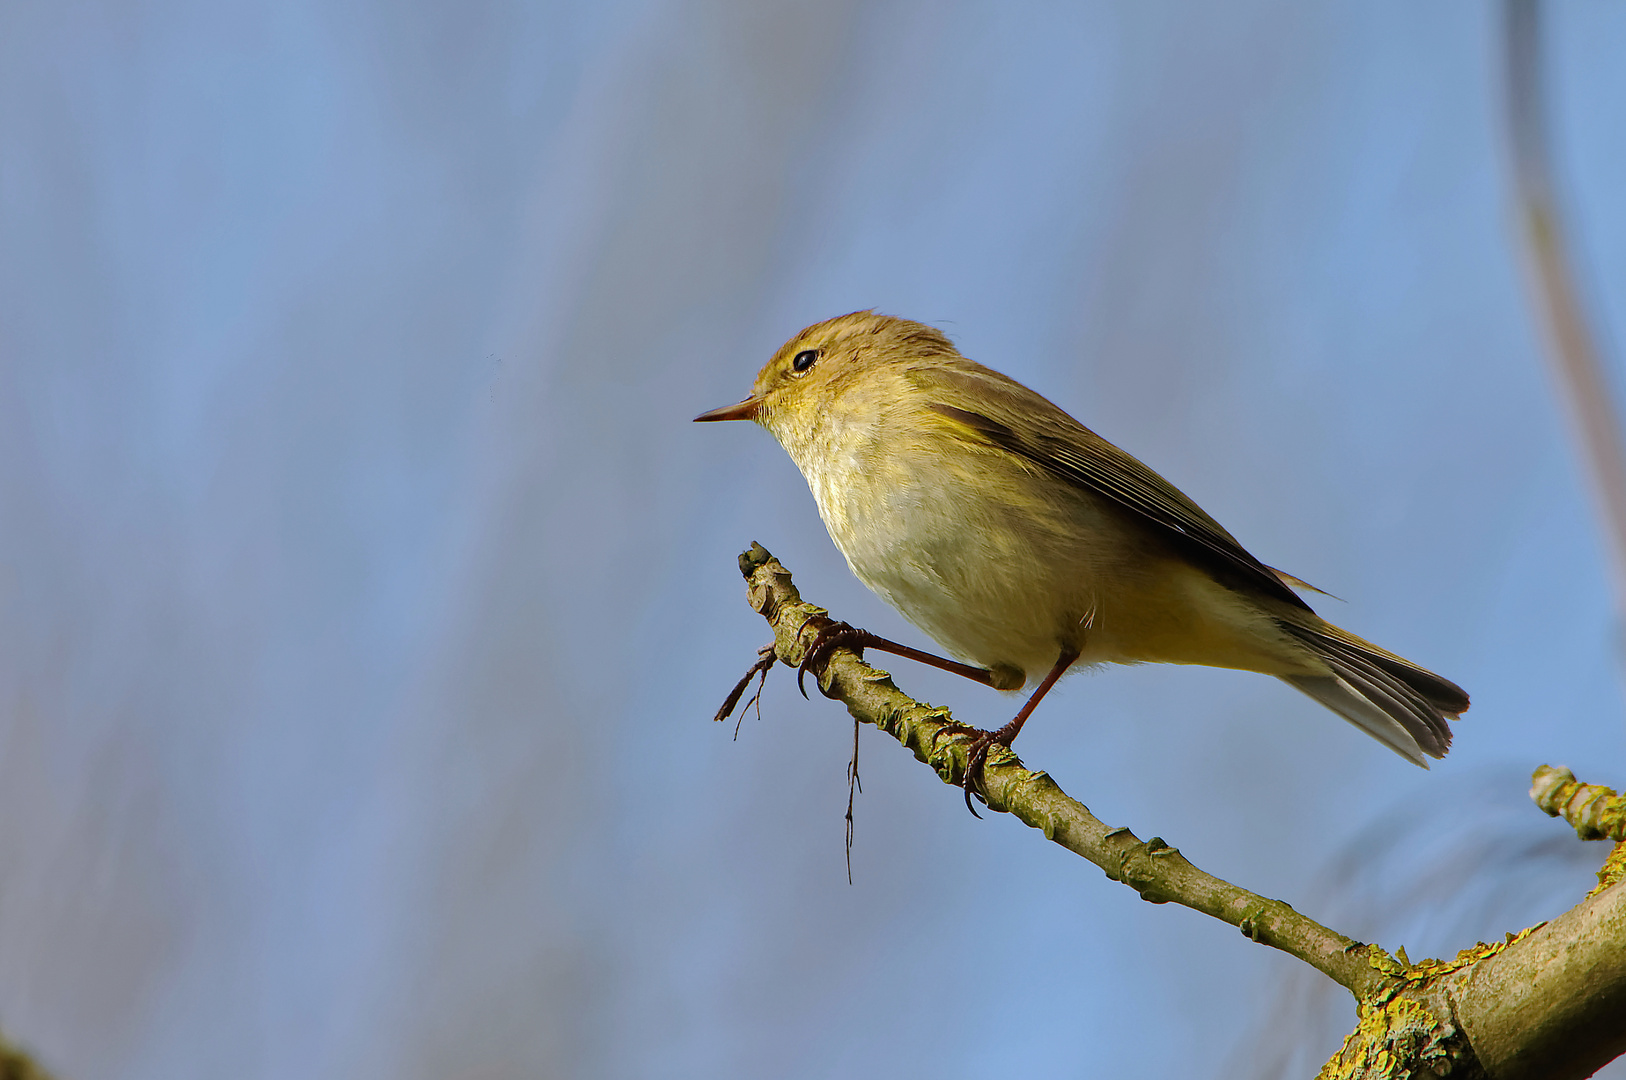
[
  {"x1": 845, "y1": 718, "x2": 861, "y2": 884},
  {"x1": 714, "y1": 643, "x2": 776, "y2": 739}
]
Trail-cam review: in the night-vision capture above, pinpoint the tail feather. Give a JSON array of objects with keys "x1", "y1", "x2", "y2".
[{"x1": 1278, "y1": 621, "x2": 1466, "y2": 766}]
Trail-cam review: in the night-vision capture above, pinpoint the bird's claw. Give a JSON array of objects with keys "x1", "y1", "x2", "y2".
[
  {"x1": 928, "y1": 721, "x2": 1006, "y2": 818},
  {"x1": 796, "y1": 619, "x2": 870, "y2": 699}
]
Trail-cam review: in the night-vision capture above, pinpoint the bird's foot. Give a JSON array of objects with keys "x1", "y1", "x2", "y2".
[
  {"x1": 796, "y1": 619, "x2": 874, "y2": 699},
  {"x1": 928, "y1": 720, "x2": 1021, "y2": 819}
]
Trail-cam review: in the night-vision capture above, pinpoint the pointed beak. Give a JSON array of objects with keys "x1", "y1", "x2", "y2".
[{"x1": 693, "y1": 396, "x2": 761, "y2": 423}]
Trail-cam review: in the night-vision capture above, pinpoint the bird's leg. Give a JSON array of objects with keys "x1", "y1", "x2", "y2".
[
  {"x1": 952, "y1": 647, "x2": 1080, "y2": 817},
  {"x1": 795, "y1": 617, "x2": 998, "y2": 699}
]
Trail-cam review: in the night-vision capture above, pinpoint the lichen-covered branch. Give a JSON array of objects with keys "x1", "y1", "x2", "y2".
[
  {"x1": 1530, "y1": 764, "x2": 1626, "y2": 841},
  {"x1": 1530, "y1": 764, "x2": 1626, "y2": 903},
  {"x1": 1435, "y1": 881, "x2": 1626, "y2": 1080},
  {"x1": 730, "y1": 543, "x2": 1389, "y2": 998},
  {"x1": 722, "y1": 544, "x2": 1626, "y2": 1079}
]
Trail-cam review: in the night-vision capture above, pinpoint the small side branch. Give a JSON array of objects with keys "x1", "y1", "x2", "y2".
[{"x1": 1530, "y1": 764, "x2": 1626, "y2": 841}]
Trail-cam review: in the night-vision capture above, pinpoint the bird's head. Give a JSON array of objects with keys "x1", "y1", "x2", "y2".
[{"x1": 694, "y1": 311, "x2": 957, "y2": 446}]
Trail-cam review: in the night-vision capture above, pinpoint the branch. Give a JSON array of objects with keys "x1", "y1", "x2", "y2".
[
  {"x1": 1436, "y1": 876, "x2": 1626, "y2": 1080},
  {"x1": 1530, "y1": 764, "x2": 1626, "y2": 841},
  {"x1": 1530, "y1": 764, "x2": 1626, "y2": 900},
  {"x1": 728, "y1": 543, "x2": 1389, "y2": 998},
  {"x1": 722, "y1": 544, "x2": 1626, "y2": 1079}
]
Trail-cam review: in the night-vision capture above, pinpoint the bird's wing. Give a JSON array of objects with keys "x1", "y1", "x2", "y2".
[{"x1": 917, "y1": 364, "x2": 1312, "y2": 612}]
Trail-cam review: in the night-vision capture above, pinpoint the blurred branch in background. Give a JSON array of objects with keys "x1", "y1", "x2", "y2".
[
  {"x1": 0, "y1": 1027, "x2": 57, "y2": 1080},
  {"x1": 1505, "y1": 0, "x2": 1626, "y2": 622},
  {"x1": 719, "y1": 545, "x2": 1626, "y2": 1078}
]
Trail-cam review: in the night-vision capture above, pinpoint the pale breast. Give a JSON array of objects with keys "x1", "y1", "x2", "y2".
[{"x1": 795, "y1": 418, "x2": 1123, "y2": 684}]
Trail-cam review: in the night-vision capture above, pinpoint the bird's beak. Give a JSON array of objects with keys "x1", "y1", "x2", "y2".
[{"x1": 693, "y1": 397, "x2": 761, "y2": 422}]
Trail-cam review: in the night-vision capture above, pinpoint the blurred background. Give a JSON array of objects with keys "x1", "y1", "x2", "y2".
[{"x1": 2, "y1": 1, "x2": 1624, "y2": 1077}]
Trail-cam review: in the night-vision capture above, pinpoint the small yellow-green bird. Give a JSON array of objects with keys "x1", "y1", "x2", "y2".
[{"x1": 697, "y1": 311, "x2": 1467, "y2": 804}]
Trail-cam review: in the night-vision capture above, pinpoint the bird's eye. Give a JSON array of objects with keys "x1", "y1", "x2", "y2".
[{"x1": 791, "y1": 349, "x2": 819, "y2": 373}]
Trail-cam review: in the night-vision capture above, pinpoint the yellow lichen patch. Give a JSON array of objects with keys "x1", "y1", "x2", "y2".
[
  {"x1": 1316, "y1": 995, "x2": 1459, "y2": 1080},
  {"x1": 1325, "y1": 928, "x2": 1553, "y2": 1077},
  {"x1": 1362, "y1": 922, "x2": 1546, "y2": 996},
  {"x1": 1589, "y1": 840, "x2": 1626, "y2": 900}
]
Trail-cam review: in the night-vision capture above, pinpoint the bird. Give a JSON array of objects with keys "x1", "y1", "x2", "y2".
[{"x1": 696, "y1": 311, "x2": 1467, "y2": 810}]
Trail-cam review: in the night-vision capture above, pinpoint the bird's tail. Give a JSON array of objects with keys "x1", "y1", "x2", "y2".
[{"x1": 1277, "y1": 620, "x2": 1468, "y2": 767}]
